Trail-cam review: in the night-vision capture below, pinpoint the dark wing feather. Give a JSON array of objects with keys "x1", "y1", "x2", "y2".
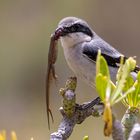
[
  {"x1": 134, "y1": 65, "x2": 140, "y2": 73},
  {"x1": 82, "y1": 36, "x2": 140, "y2": 73},
  {"x1": 82, "y1": 36, "x2": 123, "y2": 67}
]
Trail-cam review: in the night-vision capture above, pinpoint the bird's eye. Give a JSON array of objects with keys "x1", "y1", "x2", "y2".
[
  {"x1": 70, "y1": 26, "x2": 76, "y2": 32},
  {"x1": 73, "y1": 24, "x2": 80, "y2": 30},
  {"x1": 63, "y1": 27, "x2": 67, "y2": 32},
  {"x1": 63, "y1": 27, "x2": 70, "y2": 33}
]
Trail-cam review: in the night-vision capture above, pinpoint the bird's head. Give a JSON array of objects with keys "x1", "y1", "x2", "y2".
[{"x1": 52, "y1": 17, "x2": 93, "y2": 48}]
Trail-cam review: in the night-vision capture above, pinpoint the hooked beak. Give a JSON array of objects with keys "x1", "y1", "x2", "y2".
[{"x1": 51, "y1": 27, "x2": 64, "y2": 40}]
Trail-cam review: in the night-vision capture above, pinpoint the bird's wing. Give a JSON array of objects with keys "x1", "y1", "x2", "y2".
[
  {"x1": 134, "y1": 65, "x2": 140, "y2": 73},
  {"x1": 82, "y1": 37, "x2": 123, "y2": 67},
  {"x1": 82, "y1": 36, "x2": 140, "y2": 72}
]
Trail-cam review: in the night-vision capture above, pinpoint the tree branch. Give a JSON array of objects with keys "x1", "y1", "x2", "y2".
[{"x1": 50, "y1": 77, "x2": 103, "y2": 140}]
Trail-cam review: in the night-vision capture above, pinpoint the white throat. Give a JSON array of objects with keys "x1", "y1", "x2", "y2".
[{"x1": 60, "y1": 32, "x2": 92, "y2": 48}]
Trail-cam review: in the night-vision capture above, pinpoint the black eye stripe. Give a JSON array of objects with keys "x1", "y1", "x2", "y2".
[
  {"x1": 63, "y1": 24, "x2": 93, "y2": 37},
  {"x1": 70, "y1": 26, "x2": 75, "y2": 32}
]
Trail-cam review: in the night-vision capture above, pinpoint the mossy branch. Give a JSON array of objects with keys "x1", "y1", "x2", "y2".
[{"x1": 50, "y1": 77, "x2": 103, "y2": 140}]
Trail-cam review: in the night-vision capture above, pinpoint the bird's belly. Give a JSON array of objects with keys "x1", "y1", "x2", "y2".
[
  {"x1": 63, "y1": 46, "x2": 118, "y2": 87},
  {"x1": 68, "y1": 60, "x2": 118, "y2": 87},
  {"x1": 66, "y1": 55, "x2": 118, "y2": 87},
  {"x1": 66, "y1": 54, "x2": 97, "y2": 87}
]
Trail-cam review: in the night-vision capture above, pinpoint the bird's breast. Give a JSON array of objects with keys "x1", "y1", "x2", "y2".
[{"x1": 62, "y1": 44, "x2": 96, "y2": 87}]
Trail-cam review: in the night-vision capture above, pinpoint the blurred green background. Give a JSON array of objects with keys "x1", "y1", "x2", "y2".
[{"x1": 0, "y1": 0, "x2": 140, "y2": 139}]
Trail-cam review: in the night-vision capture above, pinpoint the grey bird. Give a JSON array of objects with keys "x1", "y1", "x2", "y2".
[
  {"x1": 58, "y1": 17, "x2": 138, "y2": 84},
  {"x1": 46, "y1": 17, "x2": 139, "y2": 128}
]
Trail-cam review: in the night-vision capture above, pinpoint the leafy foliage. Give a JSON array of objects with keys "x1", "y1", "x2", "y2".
[{"x1": 95, "y1": 50, "x2": 140, "y2": 136}]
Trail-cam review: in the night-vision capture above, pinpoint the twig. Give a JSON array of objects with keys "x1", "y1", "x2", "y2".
[
  {"x1": 50, "y1": 77, "x2": 103, "y2": 140},
  {"x1": 112, "y1": 116, "x2": 124, "y2": 140},
  {"x1": 121, "y1": 107, "x2": 139, "y2": 139}
]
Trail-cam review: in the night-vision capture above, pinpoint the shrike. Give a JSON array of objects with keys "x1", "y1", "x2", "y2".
[
  {"x1": 46, "y1": 17, "x2": 139, "y2": 128},
  {"x1": 57, "y1": 17, "x2": 138, "y2": 84}
]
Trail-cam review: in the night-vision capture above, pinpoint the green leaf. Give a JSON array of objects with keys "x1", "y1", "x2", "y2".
[
  {"x1": 96, "y1": 50, "x2": 110, "y2": 78},
  {"x1": 123, "y1": 75, "x2": 134, "y2": 92},
  {"x1": 133, "y1": 80, "x2": 140, "y2": 107},
  {"x1": 116, "y1": 56, "x2": 124, "y2": 81},
  {"x1": 96, "y1": 74, "x2": 108, "y2": 101},
  {"x1": 83, "y1": 136, "x2": 89, "y2": 140},
  {"x1": 133, "y1": 71, "x2": 140, "y2": 107},
  {"x1": 115, "y1": 86, "x2": 135, "y2": 104},
  {"x1": 111, "y1": 58, "x2": 136, "y2": 103},
  {"x1": 126, "y1": 57, "x2": 136, "y2": 71},
  {"x1": 137, "y1": 71, "x2": 140, "y2": 82},
  {"x1": 96, "y1": 50, "x2": 112, "y2": 102},
  {"x1": 96, "y1": 51, "x2": 137, "y2": 107},
  {"x1": 122, "y1": 71, "x2": 140, "y2": 108},
  {"x1": 100, "y1": 56, "x2": 110, "y2": 77}
]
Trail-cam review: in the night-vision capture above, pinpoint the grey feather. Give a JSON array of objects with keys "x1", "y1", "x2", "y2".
[{"x1": 82, "y1": 34, "x2": 123, "y2": 67}]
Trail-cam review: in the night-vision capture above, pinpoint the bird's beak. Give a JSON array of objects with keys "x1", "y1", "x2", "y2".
[{"x1": 51, "y1": 27, "x2": 64, "y2": 40}]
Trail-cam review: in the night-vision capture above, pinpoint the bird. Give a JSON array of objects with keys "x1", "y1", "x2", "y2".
[
  {"x1": 46, "y1": 17, "x2": 139, "y2": 128},
  {"x1": 57, "y1": 17, "x2": 138, "y2": 84}
]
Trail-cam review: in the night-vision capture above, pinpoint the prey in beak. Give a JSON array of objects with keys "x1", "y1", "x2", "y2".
[{"x1": 46, "y1": 27, "x2": 64, "y2": 129}]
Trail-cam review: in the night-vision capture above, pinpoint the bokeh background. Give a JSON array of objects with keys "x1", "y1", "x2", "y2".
[{"x1": 0, "y1": 0, "x2": 140, "y2": 139}]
